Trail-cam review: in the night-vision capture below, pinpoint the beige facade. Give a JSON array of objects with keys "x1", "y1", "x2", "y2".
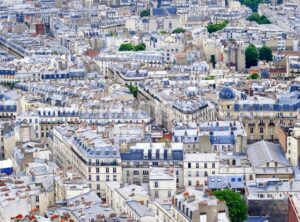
[{"x1": 52, "y1": 126, "x2": 122, "y2": 199}]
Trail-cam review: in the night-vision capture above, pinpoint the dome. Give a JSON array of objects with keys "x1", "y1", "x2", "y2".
[
  {"x1": 261, "y1": 69, "x2": 269, "y2": 79},
  {"x1": 219, "y1": 87, "x2": 236, "y2": 100}
]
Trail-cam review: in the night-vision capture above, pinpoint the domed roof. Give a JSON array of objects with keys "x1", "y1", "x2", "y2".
[
  {"x1": 261, "y1": 69, "x2": 269, "y2": 79},
  {"x1": 219, "y1": 87, "x2": 236, "y2": 100}
]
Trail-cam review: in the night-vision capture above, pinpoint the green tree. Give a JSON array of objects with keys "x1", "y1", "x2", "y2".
[
  {"x1": 207, "y1": 20, "x2": 229, "y2": 34},
  {"x1": 249, "y1": 73, "x2": 259, "y2": 79},
  {"x1": 259, "y1": 46, "x2": 273, "y2": 62},
  {"x1": 204, "y1": 76, "x2": 215, "y2": 80},
  {"x1": 140, "y1": 9, "x2": 150, "y2": 17},
  {"x1": 24, "y1": 21, "x2": 30, "y2": 28},
  {"x1": 245, "y1": 44, "x2": 258, "y2": 68},
  {"x1": 214, "y1": 189, "x2": 248, "y2": 222},
  {"x1": 134, "y1": 43, "x2": 146, "y2": 51},
  {"x1": 119, "y1": 43, "x2": 134, "y2": 51},
  {"x1": 172, "y1": 28, "x2": 186, "y2": 34},
  {"x1": 247, "y1": 13, "x2": 271, "y2": 24},
  {"x1": 0, "y1": 81, "x2": 18, "y2": 89},
  {"x1": 127, "y1": 84, "x2": 138, "y2": 98},
  {"x1": 277, "y1": 0, "x2": 283, "y2": 4},
  {"x1": 240, "y1": 0, "x2": 262, "y2": 12}
]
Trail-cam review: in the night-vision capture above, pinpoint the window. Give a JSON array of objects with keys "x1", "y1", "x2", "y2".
[
  {"x1": 188, "y1": 171, "x2": 191, "y2": 177},
  {"x1": 155, "y1": 181, "x2": 159, "y2": 188},
  {"x1": 106, "y1": 175, "x2": 109, "y2": 181},
  {"x1": 106, "y1": 168, "x2": 109, "y2": 173},
  {"x1": 168, "y1": 190, "x2": 172, "y2": 197},
  {"x1": 250, "y1": 128, "x2": 254, "y2": 133},
  {"x1": 188, "y1": 180, "x2": 192, "y2": 186},
  {"x1": 88, "y1": 167, "x2": 91, "y2": 173},
  {"x1": 36, "y1": 196, "x2": 39, "y2": 202},
  {"x1": 96, "y1": 167, "x2": 99, "y2": 173},
  {"x1": 88, "y1": 175, "x2": 91, "y2": 181},
  {"x1": 260, "y1": 128, "x2": 264, "y2": 133},
  {"x1": 134, "y1": 171, "x2": 139, "y2": 175},
  {"x1": 204, "y1": 163, "x2": 207, "y2": 168},
  {"x1": 196, "y1": 163, "x2": 199, "y2": 168},
  {"x1": 212, "y1": 163, "x2": 215, "y2": 168},
  {"x1": 259, "y1": 194, "x2": 264, "y2": 198},
  {"x1": 204, "y1": 171, "x2": 208, "y2": 177},
  {"x1": 231, "y1": 178, "x2": 236, "y2": 182},
  {"x1": 96, "y1": 175, "x2": 100, "y2": 181},
  {"x1": 188, "y1": 162, "x2": 191, "y2": 168},
  {"x1": 113, "y1": 175, "x2": 117, "y2": 181},
  {"x1": 113, "y1": 167, "x2": 116, "y2": 173},
  {"x1": 97, "y1": 184, "x2": 100, "y2": 190}
]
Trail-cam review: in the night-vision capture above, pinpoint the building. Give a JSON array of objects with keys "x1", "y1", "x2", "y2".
[
  {"x1": 48, "y1": 191, "x2": 117, "y2": 222},
  {"x1": 171, "y1": 188, "x2": 229, "y2": 222},
  {"x1": 246, "y1": 178, "x2": 300, "y2": 200},
  {"x1": 276, "y1": 124, "x2": 300, "y2": 167},
  {"x1": 106, "y1": 182, "x2": 150, "y2": 216},
  {"x1": 288, "y1": 194, "x2": 300, "y2": 222},
  {"x1": 247, "y1": 140, "x2": 293, "y2": 179},
  {"x1": 172, "y1": 121, "x2": 247, "y2": 153},
  {"x1": 218, "y1": 85, "x2": 300, "y2": 141},
  {"x1": 149, "y1": 167, "x2": 176, "y2": 201},
  {"x1": 184, "y1": 153, "x2": 219, "y2": 187},
  {"x1": 120, "y1": 142, "x2": 184, "y2": 187},
  {"x1": 52, "y1": 125, "x2": 122, "y2": 199},
  {"x1": 208, "y1": 175, "x2": 245, "y2": 192}
]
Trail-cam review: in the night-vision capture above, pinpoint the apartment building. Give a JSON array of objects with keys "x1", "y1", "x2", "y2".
[
  {"x1": 183, "y1": 153, "x2": 219, "y2": 187},
  {"x1": 276, "y1": 124, "x2": 300, "y2": 167},
  {"x1": 172, "y1": 121, "x2": 247, "y2": 153},
  {"x1": 218, "y1": 85, "x2": 300, "y2": 141},
  {"x1": 52, "y1": 125, "x2": 122, "y2": 199},
  {"x1": 171, "y1": 188, "x2": 229, "y2": 222},
  {"x1": 149, "y1": 167, "x2": 177, "y2": 201},
  {"x1": 120, "y1": 142, "x2": 184, "y2": 187}
]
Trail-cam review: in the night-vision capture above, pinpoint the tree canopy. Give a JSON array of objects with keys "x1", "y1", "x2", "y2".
[
  {"x1": 140, "y1": 9, "x2": 150, "y2": 17},
  {"x1": 172, "y1": 28, "x2": 186, "y2": 34},
  {"x1": 119, "y1": 43, "x2": 146, "y2": 51},
  {"x1": 259, "y1": 46, "x2": 273, "y2": 62},
  {"x1": 0, "y1": 82, "x2": 18, "y2": 90},
  {"x1": 207, "y1": 21, "x2": 229, "y2": 34},
  {"x1": 134, "y1": 43, "x2": 146, "y2": 51},
  {"x1": 245, "y1": 44, "x2": 258, "y2": 68},
  {"x1": 127, "y1": 84, "x2": 138, "y2": 98},
  {"x1": 247, "y1": 13, "x2": 271, "y2": 24},
  {"x1": 119, "y1": 43, "x2": 134, "y2": 51},
  {"x1": 249, "y1": 73, "x2": 259, "y2": 79},
  {"x1": 240, "y1": 0, "x2": 262, "y2": 12},
  {"x1": 214, "y1": 189, "x2": 248, "y2": 222}
]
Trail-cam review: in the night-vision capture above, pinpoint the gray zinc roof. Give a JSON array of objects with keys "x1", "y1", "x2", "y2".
[{"x1": 247, "y1": 140, "x2": 290, "y2": 167}]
